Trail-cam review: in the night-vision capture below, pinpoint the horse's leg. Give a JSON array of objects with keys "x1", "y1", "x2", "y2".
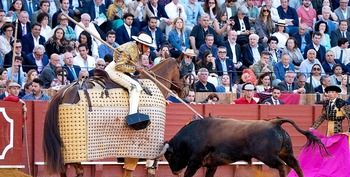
[
  {"x1": 123, "y1": 158, "x2": 139, "y2": 177},
  {"x1": 73, "y1": 163, "x2": 84, "y2": 177},
  {"x1": 146, "y1": 160, "x2": 157, "y2": 177}
]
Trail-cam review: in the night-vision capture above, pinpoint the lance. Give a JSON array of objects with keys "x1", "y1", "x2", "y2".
[
  {"x1": 61, "y1": 13, "x2": 204, "y2": 119},
  {"x1": 10, "y1": 19, "x2": 19, "y2": 82}
]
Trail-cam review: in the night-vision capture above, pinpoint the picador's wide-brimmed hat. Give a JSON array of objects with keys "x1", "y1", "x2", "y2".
[
  {"x1": 182, "y1": 49, "x2": 197, "y2": 57},
  {"x1": 132, "y1": 33, "x2": 157, "y2": 48},
  {"x1": 325, "y1": 85, "x2": 341, "y2": 93}
]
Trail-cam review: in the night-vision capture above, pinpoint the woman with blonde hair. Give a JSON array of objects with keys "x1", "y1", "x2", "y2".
[
  {"x1": 168, "y1": 17, "x2": 190, "y2": 58},
  {"x1": 340, "y1": 75, "x2": 348, "y2": 95},
  {"x1": 23, "y1": 69, "x2": 38, "y2": 88}
]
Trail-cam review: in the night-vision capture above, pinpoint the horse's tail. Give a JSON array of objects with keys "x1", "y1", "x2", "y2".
[
  {"x1": 273, "y1": 117, "x2": 330, "y2": 157},
  {"x1": 43, "y1": 89, "x2": 66, "y2": 174}
]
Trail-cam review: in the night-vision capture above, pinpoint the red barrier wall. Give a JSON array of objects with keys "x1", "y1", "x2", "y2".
[{"x1": 0, "y1": 102, "x2": 342, "y2": 177}]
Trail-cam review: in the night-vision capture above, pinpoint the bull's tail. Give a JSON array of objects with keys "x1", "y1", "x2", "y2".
[
  {"x1": 42, "y1": 89, "x2": 66, "y2": 174},
  {"x1": 273, "y1": 117, "x2": 330, "y2": 156}
]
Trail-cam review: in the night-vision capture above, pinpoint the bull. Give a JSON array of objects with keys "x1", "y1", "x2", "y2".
[{"x1": 157, "y1": 117, "x2": 328, "y2": 177}]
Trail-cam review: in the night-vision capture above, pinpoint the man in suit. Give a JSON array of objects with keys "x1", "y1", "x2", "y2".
[
  {"x1": 215, "y1": 46, "x2": 237, "y2": 84},
  {"x1": 52, "y1": 0, "x2": 75, "y2": 28},
  {"x1": 334, "y1": 0, "x2": 350, "y2": 21},
  {"x1": 4, "y1": 40, "x2": 26, "y2": 68},
  {"x1": 22, "y1": 0, "x2": 40, "y2": 20},
  {"x1": 82, "y1": 0, "x2": 106, "y2": 21},
  {"x1": 128, "y1": 0, "x2": 153, "y2": 30},
  {"x1": 0, "y1": 0, "x2": 12, "y2": 12},
  {"x1": 242, "y1": 34, "x2": 264, "y2": 68},
  {"x1": 292, "y1": 23, "x2": 311, "y2": 54},
  {"x1": 40, "y1": 53, "x2": 60, "y2": 89},
  {"x1": 221, "y1": 0, "x2": 238, "y2": 19},
  {"x1": 88, "y1": 58, "x2": 105, "y2": 77},
  {"x1": 116, "y1": 13, "x2": 139, "y2": 45},
  {"x1": 141, "y1": 17, "x2": 166, "y2": 61},
  {"x1": 303, "y1": 32, "x2": 326, "y2": 64},
  {"x1": 323, "y1": 50, "x2": 349, "y2": 74},
  {"x1": 148, "y1": 0, "x2": 170, "y2": 31},
  {"x1": 31, "y1": 0, "x2": 50, "y2": 25},
  {"x1": 74, "y1": 13, "x2": 103, "y2": 45},
  {"x1": 21, "y1": 23, "x2": 46, "y2": 55},
  {"x1": 263, "y1": 86, "x2": 285, "y2": 105},
  {"x1": 225, "y1": 30, "x2": 246, "y2": 74},
  {"x1": 314, "y1": 75, "x2": 331, "y2": 93},
  {"x1": 331, "y1": 20, "x2": 350, "y2": 47},
  {"x1": 63, "y1": 52, "x2": 81, "y2": 82},
  {"x1": 296, "y1": 73, "x2": 313, "y2": 93},
  {"x1": 277, "y1": 70, "x2": 299, "y2": 93},
  {"x1": 23, "y1": 45, "x2": 49, "y2": 73},
  {"x1": 14, "y1": 11, "x2": 31, "y2": 40},
  {"x1": 274, "y1": 53, "x2": 295, "y2": 81}
]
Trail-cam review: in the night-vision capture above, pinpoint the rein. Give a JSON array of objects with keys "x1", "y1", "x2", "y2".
[{"x1": 147, "y1": 69, "x2": 182, "y2": 89}]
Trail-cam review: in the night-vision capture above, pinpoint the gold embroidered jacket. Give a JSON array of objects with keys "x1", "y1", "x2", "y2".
[{"x1": 113, "y1": 41, "x2": 140, "y2": 73}]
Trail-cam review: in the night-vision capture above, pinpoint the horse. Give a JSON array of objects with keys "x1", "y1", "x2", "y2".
[{"x1": 43, "y1": 58, "x2": 183, "y2": 177}]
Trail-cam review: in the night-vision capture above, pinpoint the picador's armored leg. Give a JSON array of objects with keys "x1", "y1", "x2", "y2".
[{"x1": 123, "y1": 169, "x2": 133, "y2": 177}]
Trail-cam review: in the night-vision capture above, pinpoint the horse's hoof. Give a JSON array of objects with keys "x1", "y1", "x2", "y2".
[{"x1": 147, "y1": 168, "x2": 156, "y2": 177}]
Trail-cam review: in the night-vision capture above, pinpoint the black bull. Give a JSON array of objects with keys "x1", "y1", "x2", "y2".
[{"x1": 158, "y1": 117, "x2": 328, "y2": 177}]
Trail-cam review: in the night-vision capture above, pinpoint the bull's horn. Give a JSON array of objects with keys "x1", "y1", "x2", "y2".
[{"x1": 155, "y1": 143, "x2": 169, "y2": 159}]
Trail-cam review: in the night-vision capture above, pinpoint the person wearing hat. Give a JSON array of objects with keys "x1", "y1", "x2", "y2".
[
  {"x1": 178, "y1": 48, "x2": 197, "y2": 78},
  {"x1": 272, "y1": 20, "x2": 288, "y2": 49},
  {"x1": 311, "y1": 85, "x2": 350, "y2": 136},
  {"x1": 233, "y1": 83, "x2": 257, "y2": 104}
]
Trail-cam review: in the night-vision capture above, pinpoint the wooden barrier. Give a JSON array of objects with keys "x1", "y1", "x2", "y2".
[{"x1": 0, "y1": 101, "x2": 346, "y2": 177}]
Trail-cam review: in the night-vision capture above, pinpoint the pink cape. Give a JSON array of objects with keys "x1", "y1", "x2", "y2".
[{"x1": 287, "y1": 130, "x2": 350, "y2": 177}]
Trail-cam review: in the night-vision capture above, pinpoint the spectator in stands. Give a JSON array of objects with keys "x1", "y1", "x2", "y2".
[
  {"x1": 195, "y1": 68, "x2": 216, "y2": 92},
  {"x1": 334, "y1": 0, "x2": 350, "y2": 21},
  {"x1": 22, "y1": 0, "x2": 39, "y2": 20},
  {"x1": 23, "y1": 45, "x2": 49, "y2": 73},
  {"x1": 233, "y1": 83, "x2": 257, "y2": 104},
  {"x1": 31, "y1": 0, "x2": 50, "y2": 25},
  {"x1": 272, "y1": 20, "x2": 289, "y2": 49},
  {"x1": 277, "y1": 70, "x2": 298, "y2": 93},
  {"x1": 314, "y1": 75, "x2": 331, "y2": 93},
  {"x1": 314, "y1": 21, "x2": 331, "y2": 51},
  {"x1": 7, "y1": 56, "x2": 25, "y2": 85},
  {"x1": 330, "y1": 64, "x2": 344, "y2": 86},
  {"x1": 106, "y1": 0, "x2": 128, "y2": 24},
  {"x1": 215, "y1": 46, "x2": 237, "y2": 84},
  {"x1": 190, "y1": 13, "x2": 219, "y2": 54},
  {"x1": 4, "y1": 40, "x2": 25, "y2": 68},
  {"x1": 13, "y1": 11, "x2": 31, "y2": 41},
  {"x1": 242, "y1": 33, "x2": 264, "y2": 68},
  {"x1": 225, "y1": 30, "x2": 246, "y2": 73},
  {"x1": 78, "y1": 31, "x2": 98, "y2": 58},
  {"x1": 196, "y1": 50, "x2": 216, "y2": 74},
  {"x1": 179, "y1": 49, "x2": 196, "y2": 78},
  {"x1": 274, "y1": 52, "x2": 295, "y2": 81},
  {"x1": 78, "y1": 70, "x2": 89, "y2": 81},
  {"x1": 51, "y1": 13, "x2": 76, "y2": 41},
  {"x1": 256, "y1": 72, "x2": 271, "y2": 93},
  {"x1": 200, "y1": 93, "x2": 219, "y2": 104},
  {"x1": 307, "y1": 63, "x2": 322, "y2": 89},
  {"x1": 303, "y1": 32, "x2": 327, "y2": 63},
  {"x1": 255, "y1": 5, "x2": 275, "y2": 45},
  {"x1": 198, "y1": 34, "x2": 218, "y2": 60},
  {"x1": 45, "y1": 27, "x2": 69, "y2": 57},
  {"x1": 330, "y1": 20, "x2": 350, "y2": 47},
  {"x1": 63, "y1": 52, "x2": 80, "y2": 83},
  {"x1": 300, "y1": 49, "x2": 325, "y2": 78},
  {"x1": 263, "y1": 86, "x2": 284, "y2": 105},
  {"x1": 98, "y1": 31, "x2": 119, "y2": 59},
  {"x1": 73, "y1": 43, "x2": 95, "y2": 71},
  {"x1": 22, "y1": 78, "x2": 50, "y2": 100},
  {"x1": 246, "y1": 0, "x2": 260, "y2": 26},
  {"x1": 82, "y1": 0, "x2": 107, "y2": 22},
  {"x1": 250, "y1": 51, "x2": 278, "y2": 85},
  {"x1": 0, "y1": 68, "x2": 7, "y2": 88},
  {"x1": 263, "y1": 0, "x2": 280, "y2": 22},
  {"x1": 317, "y1": 6, "x2": 337, "y2": 36},
  {"x1": 184, "y1": 0, "x2": 204, "y2": 33},
  {"x1": 88, "y1": 59, "x2": 105, "y2": 76},
  {"x1": 0, "y1": 9, "x2": 6, "y2": 34},
  {"x1": 74, "y1": 13, "x2": 102, "y2": 47},
  {"x1": 165, "y1": 0, "x2": 187, "y2": 36},
  {"x1": 22, "y1": 23, "x2": 46, "y2": 55},
  {"x1": 296, "y1": 72, "x2": 313, "y2": 93},
  {"x1": 116, "y1": 13, "x2": 139, "y2": 45},
  {"x1": 330, "y1": 38, "x2": 350, "y2": 66},
  {"x1": 203, "y1": 0, "x2": 220, "y2": 19},
  {"x1": 8, "y1": 0, "x2": 25, "y2": 23},
  {"x1": 154, "y1": 45, "x2": 169, "y2": 65},
  {"x1": 292, "y1": 23, "x2": 311, "y2": 54},
  {"x1": 322, "y1": 50, "x2": 348, "y2": 75},
  {"x1": 284, "y1": 37, "x2": 303, "y2": 71},
  {"x1": 37, "y1": 13, "x2": 52, "y2": 42},
  {"x1": 0, "y1": 80, "x2": 10, "y2": 99},
  {"x1": 20, "y1": 81, "x2": 33, "y2": 97},
  {"x1": 168, "y1": 17, "x2": 189, "y2": 58},
  {"x1": 142, "y1": 17, "x2": 166, "y2": 61},
  {"x1": 220, "y1": 0, "x2": 237, "y2": 19},
  {"x1": 3, "y1": 82, "x2": 22, "y2": 102},
  {"x1": 216, "y1": 73, "x2": 237, "y2": 93},
  {"x1": 0, "y1": 24, "x2": 14, "y2": 66},
  {"x1": 183, "y1": 89, "x2": 196, "y2": 104},
  {"x1": 52, "y1": 0, "x2": 75, "y2": 28},
  {"x1": 265, "y1": 36, "x2": 282, "y2": 66},
  {"x1": 50, "y1": 67, "x2": 69, "y2": 89},
  {"x1": 315, "y1": 92, "x2": 329, "y2": 104},
  {"x1": 211, "y1": 11, "x2": 233, "y2": 43},
  {"x1": 296, "y1": 0, "x2": 316, "y2": 32},
  {"x1": 40, "y1": 53, "x2": 60, "y2": 88},
  {"x1": 128, "y1": 0, "x2": 153, "y2": 30},
  {"x1": 340, "y1": 75, "x2": 348, "y2": 94},
  {"x1": 277, "y1": 0, "x2": 299, "y2": 35},
  {"x1": 232, "y1": 5, "x2": 251, "y2": 46},
  {"x1": 104, "y1": 54, "x2": 113, "y2": 67},
  {"x1": 23, "y1": 69, "x2": 38, "y2": 87}
]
